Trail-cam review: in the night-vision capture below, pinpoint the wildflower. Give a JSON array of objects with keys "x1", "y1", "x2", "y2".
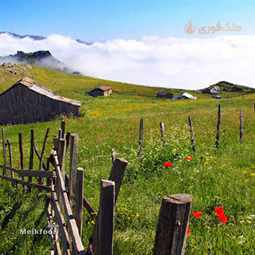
[
  {"x1": 217, "y1": 213, "x2": 228, "y2": 224},
  {"x1": 186, "y1": 224, "x2": 191, "y2": 238},
  {"x1": 214, "y1": 206, "x2": 228, "y2": 224},
  {"x1": 192, "y1": 211, "x2": 202, "y2": 219},
  {"x1": 185, "y1": 155, "x2": 193, "y2": 161},
  {"x1": 163, "y1": 161, "x2": 173, "y2": 168},
  {"x1": 214, "y1": 206, "x2": 225, "y2": 216}
]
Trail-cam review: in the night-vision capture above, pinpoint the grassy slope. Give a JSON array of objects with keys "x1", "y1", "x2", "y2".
[{"x1": 0, "y1": 66, "x2": 255, "y2": 254}]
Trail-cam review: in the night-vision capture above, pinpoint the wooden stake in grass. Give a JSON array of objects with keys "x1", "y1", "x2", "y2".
[
  {"x1": 187, "y1": 116, "x2": 195, "y2": 152},
  {"x1": 74, "y1": 168, "x2": 84, "y2": 235},
  {"x1": 6, "y1": 139, "x2": 13, "y2": 178},
  {"x1": 69, "y1": 134, "x2": 78, "y2": 207},
  {"x1": 154, "y1": 194, "x2": 192, "y2": 255},
  {"x1": 215, "y1": 104, "x2": 221, "y2": 149},
  {"x1": 28, "y1": 129, "x2": 34, "y2": 190},
  {"x1": 160, "y1": 122, "x2": 165, "y2": 143},
  {"x1": 138, "y1": 118, "x2": 144, "y2": 158},
  {"x1": 96, "y1": 180, "x2": 115, "y2": 255},
  {"x1": 1, "y1": 128, "x2": 6, "y2": 176},
  {"x1": 240, "y1": 110, "x2": 244, "y2": 144}
]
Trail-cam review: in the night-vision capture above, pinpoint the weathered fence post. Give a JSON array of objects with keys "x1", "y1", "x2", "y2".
[
  {"x1": 6, "y1": 139, "x2": 13, "y2": 179},
  {"x1": 240, "y1": 110, "x2": 244, "y2": 144},
  {"x1": 138, "y1": 118, "x2": 144, "y2": 158},
  {"x1": 215, "y1": 104, "x2": 221, "y2": 148},
  {"x1": 57, "y1": 138, "x2": 66, "y2": 174},
  {"x1": 18, "y1": 133, "x2": 25, "y2": 184},
  {"x1": 187, "y1": 116, "x2": 195, "y2": 152},
  {"x1": 160, "y1": 122, "x2": 165, "y2": 143},
  {"x1": 253, "y1": 103, "x2": 255, "y2": 112},
  {"x1": 96, "y1": 180, "x2": 115, "y2": 255},
  {"x1": 28, "y1": 129, "x2": 34, "y2": 191},
  {"x1": 109, "y1": 157, "x2": 128, "y2": 203},
  {"x1": 39, "y1": 128, "x2": 50, "y2": 170},
  {"x1": 154, "y1": 194, "x2": 192, "y2": 255},
  {"x1": 60, "y1": 120, "x2": 66, "y2": 139},
  {"x1": 74, "y1": 167, "x2": 84, "y2": 235},
  {"x1": 69, "y1": 134, "x2": 78, "y2": 207},
  {"x1": 1, "y1": 128, "x2": 6, "y2": 176}
]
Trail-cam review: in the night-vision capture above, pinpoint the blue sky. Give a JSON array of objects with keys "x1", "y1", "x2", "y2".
[{"x1": 0, "y1": 0, "x2": 254, "y2": 40}]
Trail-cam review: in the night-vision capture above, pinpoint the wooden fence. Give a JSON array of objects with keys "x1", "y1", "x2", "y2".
[{"x1": 0, "y1": 120, "x2": 193, "y2": 255}]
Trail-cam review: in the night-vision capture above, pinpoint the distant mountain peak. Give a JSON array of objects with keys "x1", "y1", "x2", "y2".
[
  {"x1": 0, "y1": 31, "x2": 46, "y2": 40},
  {"x1": 200, "y1": 80, "x2": 255, "y2": 93},
  {"x1": 0, "y1": 31, "x2": 92, "y2": 45},
  {"x1": 0, "y1": 50, "x2": 74, "y2": 73}
]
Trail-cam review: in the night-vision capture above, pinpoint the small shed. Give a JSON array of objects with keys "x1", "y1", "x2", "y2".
[
  {"x1": 181, "y1": 92, "x2": 197, "y2": 100},
  {"x1": 172, "y1": 92, "x2": 197, "y2": 100},
  {"x1": 156, "y1": 91, "x2": 173, "y2": 99},
  {"x1": 88, "y1": 86, "x2": 112, "y2": 97},
  {"x1": 0, "y1": 77, "x2": 81, "y2": 125}
]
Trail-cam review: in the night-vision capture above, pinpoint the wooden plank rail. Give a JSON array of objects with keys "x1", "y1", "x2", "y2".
[
  {"x1": 51, "y1": 150, "x2": 86, "y2": 255},
  {"x1": 0, "y1": 174, "x2": 51, "y2": 191},
  {"x1": 51, "y1": 183, "x2": 71, "y2": 255},
  {"x1": 0, "y1": 165, "x2": 55, "y2": 178}
]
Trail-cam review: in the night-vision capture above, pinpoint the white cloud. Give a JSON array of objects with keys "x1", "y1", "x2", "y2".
[{"x1": 0, "y1": 33, "x2": 254, "y2": 89}]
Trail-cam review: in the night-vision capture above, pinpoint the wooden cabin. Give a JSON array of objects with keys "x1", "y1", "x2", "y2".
[
  {"x1": 88, "y1": 86, "x2": 112, "y2": 97},
  {"x1": 0, "y1": 77, "x2": 81, "y2": 124}
]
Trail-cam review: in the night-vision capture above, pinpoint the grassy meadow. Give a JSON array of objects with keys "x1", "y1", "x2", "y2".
[{"x1": 0, "y1": 65, "x2": 255, "y2": 254}]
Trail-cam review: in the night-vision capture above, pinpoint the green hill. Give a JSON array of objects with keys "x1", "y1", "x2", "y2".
[{"x1": 0, "y1": 65, "x2": 255, "y2": 254}]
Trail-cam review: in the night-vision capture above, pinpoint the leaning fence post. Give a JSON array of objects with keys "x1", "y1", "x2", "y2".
[
  {"x1": 6, "y1": 139, "x2": 13, "y2": 179},
  {"x1": 160, "y1": 122, "x2": 165, "y2": 143},
  {"x1": 39, "y1": 128, "x2": 50, "y2": 170},
  {"x1": 215, "y1": 104, "x2": 221, "y2": 149},
  {"x1": 74, "y1": 167, "x2": 84, "y2": 235},
  {"x1": 154, "y1": 194, "x2": 192, "y2": 255},
  {"x1": 187, "y1": 116, "x2": 195, "y2": 152},
  {"x1": 109, "y1": 157, "x2": 128, "y2": 203},
  {"x1": 57, "y1": 138, "x2": 66, "y2": 174},
  {"x1": 240, "y1": 110, "x2": 244, "y2": 144},
  {"x1": 1, "y1": 128, "x2": 6, "y2": 176},
  {"x1": 137, "y1": 118, "x2": 144, "y2": 158},
  {"x1": 96, "y1": 180, "x2": 115, "y2": 255}
]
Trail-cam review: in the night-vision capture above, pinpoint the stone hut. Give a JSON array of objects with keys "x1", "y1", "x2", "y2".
[{"x1": 0, "y1": 77, "x2": 81, "y2": 124}]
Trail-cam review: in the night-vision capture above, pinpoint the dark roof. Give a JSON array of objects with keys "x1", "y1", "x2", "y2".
[{"x1": 0, "y1": 77, "x2": 81, "y2": 106}]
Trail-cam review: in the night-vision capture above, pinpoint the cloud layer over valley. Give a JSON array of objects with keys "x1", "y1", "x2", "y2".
[{"x1": 0, "y1": 33, "x2": 254, "y2": 89}]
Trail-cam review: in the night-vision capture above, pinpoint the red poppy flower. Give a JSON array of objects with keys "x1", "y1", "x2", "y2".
[
  {"x1": 192, "y1": 211, "x2": 202, "y2": 219},
  {"x1": 186, "y1": 224, "x2": 191, "y2": 238},
  {"x1": 185, "y1": 155, "x2": 193, "y2": 161},
  {"x1": 163, "y1": 161, "x2": 173, "y2": 168},
  {"x1": 214, "y1": 206, "x2": 228, "y2": 224},
  {"x1": 217, "y1": 214, "x2": 228, "y2": 224},
  {"x1": 214, "y1": 206, "x2": 225, "y2": 216}
]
